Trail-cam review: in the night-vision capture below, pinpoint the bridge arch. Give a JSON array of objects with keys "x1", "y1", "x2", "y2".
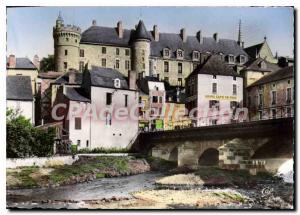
[
  {"x1": 198, "y1": 148, "x2": 219, "y2": 166},
  {"x1": 169, "y1": 147, "x2": 178, "y2": 162}
]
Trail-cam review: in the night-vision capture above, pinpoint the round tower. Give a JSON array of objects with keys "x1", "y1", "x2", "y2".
[
  {"x1": 53, "y1": 12, "x2": 81, "y2": 73},
  {"x1": 132, "y1": 20, "x2": 151, "y2": 78}
]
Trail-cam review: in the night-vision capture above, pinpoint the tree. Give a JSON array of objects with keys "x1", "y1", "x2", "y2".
[
  {"x1": 40, "y1": 55, "x2": 55, "y2": 72},
  {"x1": 6, "y1": 109, "x2": 56, "y2": 158}
]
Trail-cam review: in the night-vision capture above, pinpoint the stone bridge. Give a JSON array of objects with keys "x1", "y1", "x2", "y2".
[{"x1": 133, "y1": 118, "x2": 294, "y2": 170}]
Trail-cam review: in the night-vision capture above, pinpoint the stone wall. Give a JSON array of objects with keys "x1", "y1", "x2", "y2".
[{"x1": 6, "y1": 155, "x2": 79, "y2": 168}]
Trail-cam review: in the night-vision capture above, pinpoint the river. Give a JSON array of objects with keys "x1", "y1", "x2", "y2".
[{"x1": 7, "y1": 171, "x2": 293, "y2": 209}]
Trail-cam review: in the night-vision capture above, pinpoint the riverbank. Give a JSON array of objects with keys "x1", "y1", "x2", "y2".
[{"x1": 6, "y1": 156, "x2": 155, "y2": 189}]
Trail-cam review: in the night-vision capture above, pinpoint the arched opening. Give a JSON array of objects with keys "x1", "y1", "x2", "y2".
[
  {"x1": 198, "y1": 148, "x2": 219, "y2": 166},
  {"x1": 169, "y1": 147, "x2": 178, "y2": 162}
]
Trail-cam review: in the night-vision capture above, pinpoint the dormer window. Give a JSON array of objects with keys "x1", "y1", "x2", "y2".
[
  {"x1": 163, "y1": 48, "x2": 170, "y2": 58},
  {"x1": 114, "y1": 78, "x2": 121, "y2": 88},
  {"x1": 193, "y1": 51, "x2": 200, "y2": 60},
  {"x1": 240, "y1": 55, "x2": 246, "y2": 64},
  {"x1": 228, "y1": 55, "x2": 235, "y2": 63},
  {"x1": 177, "y1": 49, "x2": 184, "y2": 59}
]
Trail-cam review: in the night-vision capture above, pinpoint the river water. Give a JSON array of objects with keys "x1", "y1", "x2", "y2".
[{"x1": 7, "y1": 171, "x2": 293, "y2": 209}]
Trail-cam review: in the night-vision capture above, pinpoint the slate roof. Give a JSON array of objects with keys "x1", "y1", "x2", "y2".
[
  {"x1": 6, "y1": 76, "x2": 33, "y2": 101},
  {"x1": 7, "y1": 57, "x2": 37, "y2": 70},
  {"x1": 247, "y1": 66, "x2": 294, "y2": 88},
  {"x1": 80, "y1": 21, "x2": 248, "y2": 60},
  {"x1": 241, "y1": 58, "x2": 280, "y2": 73},
  {"x1": 54, "y1": 71, "x2": 82, "y2": 85},
  {"x1": 64, "y1": 87, "x2": 90, "y2": 102},
  {"x1": 136, "y1": 76, "x2": 161, "y2": 94},
  {"x1": 88, "y1": 66, "x2": 129, "y2": 89},
  {"x1": 189, "y1": 55, "x2": 242, "y2": 78},
  {"x1": 244, "y1": 42, "x2": 264, "y2": 58}
]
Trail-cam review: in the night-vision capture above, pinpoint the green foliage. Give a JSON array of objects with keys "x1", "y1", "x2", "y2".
[
  {"x1": 77, "y1": 147, "x2": 129, "y2": 154},
  {"x1": 6, "y1": 109, "x2": 55, "y2": 158},
  {"x1": 39, "y1": 55, "x2": 55, "y2": 72}
]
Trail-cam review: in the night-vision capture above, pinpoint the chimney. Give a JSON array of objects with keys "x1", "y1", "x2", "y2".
[
  {"x1": 213, "y1": 33, "x2": 218, "y2": 42},
  {"x1": 92, "y1": 20, "x2": 97, "y2": 26},
  {"x1": 117, "y1": 21, "x2": 123, "y2": 38},
  {"x1": 242, "y1": 41, "x2": 244, "y2": 48},
  {"x1": 128, "y1": 70, "x2": 136, "y2": 90},
  {"x1": 8, "y1": 55, "x2": 16, "y2": 68},
  {"x1": 68, "y1": 69, "x2": 76, "y2": 84},
  {"x1": 180, "y1": 28, "x2": 187, "y2": 42},
  {"x1": 33, "y1": 54, "x2": 40, "y2": 70},
  {"x1": 153, "y1": 25, "x2": 159, "y2": 41},
  {"x1": 196, "y1": 31, "x2": 202, "y2": 44}
]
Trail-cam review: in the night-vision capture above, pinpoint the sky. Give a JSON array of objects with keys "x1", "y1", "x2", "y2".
[{"x1": 7, "y1": 6, "x2": 294, "y2": 60}]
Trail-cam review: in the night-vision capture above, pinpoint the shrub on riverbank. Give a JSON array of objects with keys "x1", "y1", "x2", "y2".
[{"x1": 77, "y1": 147, "x2": 129, "y2": 154}]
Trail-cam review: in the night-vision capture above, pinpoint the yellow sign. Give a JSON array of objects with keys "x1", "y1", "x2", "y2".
[{"x1": 205, "y1": 95, "x2": 237, "y2": 101}]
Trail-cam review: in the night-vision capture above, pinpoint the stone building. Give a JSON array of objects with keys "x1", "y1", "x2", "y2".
[
  {"x1": 246, "y1": 66, "x2": 294, "y2": 121},
  {"x1": 6, "y1": 55, "x2": 38, "y2": 94},
  {"x1": 53, "y1": 14, "x2": 248, "y2": 86},
  {"x1": 6, "y1": 76, "x2": 35, "y2": 124},
  {"x1": 52, "y1": 66, "x2": 139, "y2": 149},
  {"x1": 185, "y1": 55, "x2": 244, "y2": 126}
]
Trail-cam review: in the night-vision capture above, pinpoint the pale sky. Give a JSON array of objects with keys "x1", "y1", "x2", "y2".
[{"x1": 7, "y1": 6, "x2": 294, "y2": 60}]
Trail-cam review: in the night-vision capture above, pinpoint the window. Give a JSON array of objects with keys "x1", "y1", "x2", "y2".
[
  {"x1": 271, "y1": 91, "x2": 277, "y2": 105},
  {"x1": 287, "y1": 88, "x2": 292, "y2": 103},
  {"x1": 178, "y1": 78, "x2": 182, "y2": 86},
  {"x1": 164, "y1": 77, "x2": 169, "y2": 82},
  {"x1": 64, "y1": 62, "x2": 67, "y2": 69},
  {"x1": 233, "y1": 76, "x2": 236, "y2": 81},
  {"x1": 211, "y1": 119, "x2": 218, "y2": 125},
  {"x1": 240, "y1": 55, "x2": 245, "y2": 63},
  {"x1": 259, "y1": 111, "x2": 263, "y2": 120},
  {"x1": 80, "y1": 49, "x2": 84, "y2": 57},
  {"x1": 105, "y1": 112, "x2": 112, "y2": 125},
  {"x1": 258, "y1": 93, "x2": 263, "y2": 107},
  {"x1": 65, "y1": 49, "x2": 68, "y2": 56},
  {"x1": 233, "y1": 84, "x2": 237, "y2": 95},
  {"x1": 213, "y1": 75, "x2": 217, "y2": 79},
  {"x1": 66, "y1": 38, "x2": 69, "y2": 42},
  {"x1": 115, "y1": 59, "x2": 120, "y2": 69},
  {"x1": 125, "y1": 49, "x2": 130, "y2": 56},
  {"x1": 101, "y1": 58, "x2": 106, "y2": 67},
  {"x1": 125, "y1": 94, "x2": 128, "y2": 107},
  {"x1": 178, "y1": 62, "x2": 182, "y2": 74},
  {"x1": 106, "y1": 93, "x2": 112, "y2": 105},
  {"x1": 125, "y1": 60, "x2": 130, "y2": 70},
  {"x1": 230, "y1": 101, "x2": 238, "y2": 109},
  {"x1": 271, "y1": 109, "x2": 276, "y2": 119},
  {"x1": 77, "y1": 140, "x2": 81, "y2": 146},
  {"x1": 86, "y1": 140, "x2": 89, "y2": 148},
  {"x1": 193, "y1": 51, "x2": 199, "y2": 60},
  {"x1": 16, "y1": 101, "x2": 20, "y2": 110},
  {"x1": 114, "y1": 79, "x2": 121, "y2": 88},
  {"x1": 116, "y1": 48, "x2": 120, "y2": 55},
  {"x1": 159, "y1": 96, "x2": 162, "y2": 103},
  {"x1": 228, "y1": 55, "x2": 234, "y2": 63},
  {"x1": 209, "y1": 100, "x2": 219, "y2": 110},
  {"x1": 212, "y1": 83, "x2": 217, "y2": 94},
  {"x1": 177, "y1": 50, "x2": 183, "y2": 58},
  {"x1": 164, "y1": 49, "x2": 170, "y2": 57},
  {"x1": 152, "y1": 96, "x2": 158, "y2": 103},
  {"x1": 102, "y1": 47, "x2": 106, "y2": 54},
  {"x1": 164, "y1": 61, "x2": 169, "y2": 73},
  {"x1": 286, "y1": 107, "x2": 291, "y2": 117},
  {"x1": 79, "y1": 61, "x2": 84, "y2": 72}
]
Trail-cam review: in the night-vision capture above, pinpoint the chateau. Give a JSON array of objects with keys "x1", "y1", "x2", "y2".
[{"x1": 53, "y1": 13, "x2": 248, "y2": 86}]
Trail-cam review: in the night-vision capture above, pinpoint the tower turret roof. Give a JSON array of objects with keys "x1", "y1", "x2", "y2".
[{"x1": 133, "y1": 20, "x2": 151, "y2": 41}]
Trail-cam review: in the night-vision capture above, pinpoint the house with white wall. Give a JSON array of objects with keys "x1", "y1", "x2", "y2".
[
  {"x1": 185, "y1": 55, "x2": 243, "y2": 126},
  {"x1": 6, "y1": 76, "x2": 35, "y2": 124},
  {"x1": 55, "y1": 67, "x2": 139, "y2": 149}
]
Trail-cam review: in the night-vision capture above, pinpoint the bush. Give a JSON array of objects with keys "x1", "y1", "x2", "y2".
[
  {"x1": 77, "y1": 147, "x2": 129, "y2": 154},
  {"x1": 6, "y1": 109, "x2": 56, "y2": 158}
]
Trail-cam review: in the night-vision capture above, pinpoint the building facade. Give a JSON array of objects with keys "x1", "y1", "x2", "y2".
[
  {"x1": 186, "y1": 55, "x2": 244, "y2": 126},
  {"x1": 53, "y1": 14, "x2": 248, "y2": 87},
  {"x1": 246, "y1": 66, "x2": 294, "y2": 121},
  {"x1": 6, "y1": 76, "x2": 35, "y2": 124}
]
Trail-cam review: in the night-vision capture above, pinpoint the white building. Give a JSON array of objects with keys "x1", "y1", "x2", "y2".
[
  {"x1": 6, "y1": 76, "x2": 35, "y2": 124},
  {"x1": 54, "y1": 67, "x2": 139, "y2": 150},
  {"x1": 186, "y1": 55, "x2": 243, "y2": 126}
]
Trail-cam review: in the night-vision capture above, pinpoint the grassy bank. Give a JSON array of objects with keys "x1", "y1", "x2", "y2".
[{"x1": 7, "y1": 156, "x2": 150, "y2": 189}]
